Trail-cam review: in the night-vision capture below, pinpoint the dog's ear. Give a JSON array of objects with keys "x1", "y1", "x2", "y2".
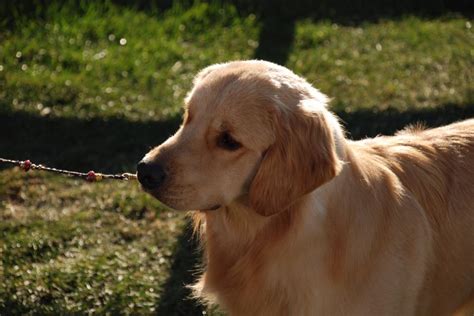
[{"x1": 249, "y1": 101, "x2": 342, "y2": 216}]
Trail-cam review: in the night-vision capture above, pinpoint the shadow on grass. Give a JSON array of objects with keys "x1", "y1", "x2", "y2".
[
  {"x1": 1, "y1": 103, "x2": 473, "y2": 314},
  {"x1": 4, "y1": 0, "x2": 471, "y2": 28},
  {"x1": 254, "y1": 16, "x2": 295, "y2": 65},
  {"x1": 336, "y1": 103, "x2": 474, "y2": 139},
  {"x1": 1, "y1": 103, "x2": 473, "y2": 170},
  {"x1": 154, "y1": 220, "x2": 206, "y2": 315},
  {"x1": 0, "y1": 110, "x2": 181, "y2": 173}
]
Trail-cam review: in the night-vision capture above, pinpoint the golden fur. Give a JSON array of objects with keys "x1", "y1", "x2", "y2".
[{"x1": 140, "y1": 60, "x2": 474, "y2": 315}]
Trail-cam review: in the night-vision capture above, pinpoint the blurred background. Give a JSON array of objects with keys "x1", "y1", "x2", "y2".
[{"x1": 0, "y1": 0, "x2": 473, "y2": 314}]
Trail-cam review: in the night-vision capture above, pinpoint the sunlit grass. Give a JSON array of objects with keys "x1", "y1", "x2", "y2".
[
  {"x1": 289, "y1": 17, "x2": 474, "y2": 111},
  {"x1": 0, "y1": 2, "x2": 259, "y2": 120},
  {"x1": 1, "y1": 5, "x2": 472, "y2": 121},
  {"x1": 0, "y1": 168, "x2": 188, "y2": 314}
]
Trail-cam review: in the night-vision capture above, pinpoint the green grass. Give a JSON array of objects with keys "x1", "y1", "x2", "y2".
[
  {"x1": 0, "y1": 1, "x2": 473, "y2": 315},
  {"x1": 0, "y1": 2, "x2": 259, "y2": 120},
  {"x1": 0, "y1": 168, "x2": 198, "y2": 314},
  {"x1": 289, "y1": 17, "x2": 474, "y2": 111},
  {"x1": 1, "y1": 4, "x2": 472, "y2": 120}
]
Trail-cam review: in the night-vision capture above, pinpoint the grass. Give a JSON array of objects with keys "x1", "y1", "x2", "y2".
[
  {"x1": 0, "y1": 169, "x2": 190, "y2": 314},
  {"x1": 0, "y1": 1, "x2": 473, "y2": 315},
  {"x1": 1, "y1": 4, "x2": 472, "y2": 120},
  {"x1": 289, "y1": 17, "x2": 474, "y2": 111},
  {"x1": 0, "y1": 2, "x2": 259, "y2": 120}
]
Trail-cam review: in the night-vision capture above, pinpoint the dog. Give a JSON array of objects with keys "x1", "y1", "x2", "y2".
[{"x1": 137, "y1": 60, "x2": 474, "y2": 316}]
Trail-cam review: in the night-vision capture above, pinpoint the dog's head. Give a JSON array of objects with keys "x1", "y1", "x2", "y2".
[{"x1": 138, "y1": 60, "x2": 342, "y2": 216}]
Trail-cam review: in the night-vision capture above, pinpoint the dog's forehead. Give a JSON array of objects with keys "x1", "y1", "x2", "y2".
[
  {"x1": 183, "y1": 69, "x2": 276, "y2": 148},
  {"x1": 190, "y1": 71, "x2": 275, "y2": 112}
]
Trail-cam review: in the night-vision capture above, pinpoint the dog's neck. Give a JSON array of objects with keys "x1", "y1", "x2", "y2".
[
  {"x1": 195, "y1": 199, "x2": 307, "y2": 303},
  {"x1": 196, "y1": 181, "x2": 345, "y2": 310},
  {"x1": 203, "y1": 201, "x2": 276, "y2": 249}
]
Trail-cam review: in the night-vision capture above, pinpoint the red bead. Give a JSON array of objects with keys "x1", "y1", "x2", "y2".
[
  {"x1": 22, "y1": 160, "x2": 31, "y2": 171},
  {"x1": 86, "y1": 170, "x2": 96, "y2": 182}
]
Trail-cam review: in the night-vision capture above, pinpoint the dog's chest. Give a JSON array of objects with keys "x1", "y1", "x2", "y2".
[{"x1": 210, "y1": 239, "x2": 339, "y2": 315}]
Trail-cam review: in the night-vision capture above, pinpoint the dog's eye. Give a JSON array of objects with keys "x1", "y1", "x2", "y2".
[{"x1": 217, "y1": 132, "x2": 242, "y2": 151}]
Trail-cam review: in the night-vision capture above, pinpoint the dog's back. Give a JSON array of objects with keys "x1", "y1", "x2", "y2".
[{"x1": 358, "y1": 119, "x2": 474, "y2": 315}]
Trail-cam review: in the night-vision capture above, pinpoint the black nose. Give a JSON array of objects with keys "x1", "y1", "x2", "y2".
[{"x1": 136, "y1": 160, "x2": 167, "y2": 190}]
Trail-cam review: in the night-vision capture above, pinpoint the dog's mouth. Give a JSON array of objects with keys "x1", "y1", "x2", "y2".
[
  {"x1": 142, "y1": 188, "x2": 222, "y2": 212},
  {"x1": 201, "y1": 204, "x2": 221, "y2": 211}
]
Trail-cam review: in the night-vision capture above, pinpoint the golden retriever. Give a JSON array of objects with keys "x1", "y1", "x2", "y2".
[{"x1": 137, "y1": 60, "x2": 474, "y2": 316}]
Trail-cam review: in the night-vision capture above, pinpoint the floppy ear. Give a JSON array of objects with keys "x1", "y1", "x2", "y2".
[{"x1": 249, "y1": 101, "x2": 342, "y2": 216}]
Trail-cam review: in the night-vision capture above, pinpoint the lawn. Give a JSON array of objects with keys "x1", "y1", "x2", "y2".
[{"x1": 1, "y1": 1, "x2": 473, "y2": 315}]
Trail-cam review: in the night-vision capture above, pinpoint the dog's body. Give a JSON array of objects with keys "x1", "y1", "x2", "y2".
[
  {"x1": 138, "y1": 60, "x2": 474, "y2": 315},
  {"x1": 193, "y1": 120, "x2": 474, "y2": 316}
]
